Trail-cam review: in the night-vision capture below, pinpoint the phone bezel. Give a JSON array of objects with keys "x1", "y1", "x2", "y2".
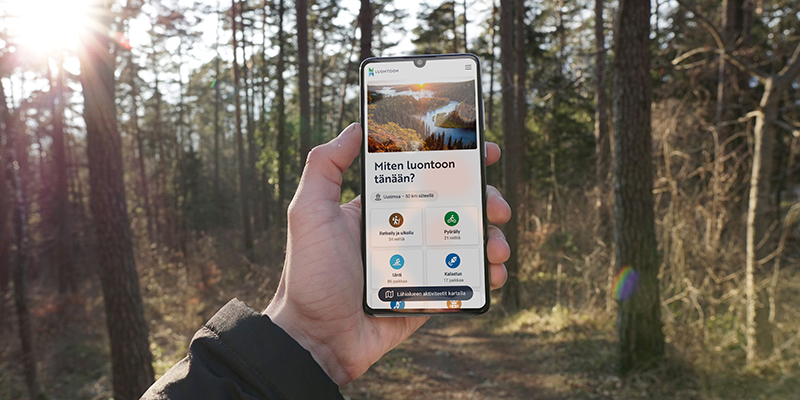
[{"x1": 359, "y1": 53, "x2": 491, "y2": 317}]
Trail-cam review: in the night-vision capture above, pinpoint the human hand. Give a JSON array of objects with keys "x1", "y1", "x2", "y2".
[{"x1": 264, "y1": 123, "x2": 511, "y2": 386}]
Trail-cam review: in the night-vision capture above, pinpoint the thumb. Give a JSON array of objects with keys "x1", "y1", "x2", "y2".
[{"x1": 293, "y1": 123, "x2": 362, "y2": 207}]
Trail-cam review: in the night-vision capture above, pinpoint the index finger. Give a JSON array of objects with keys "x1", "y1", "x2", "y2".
[{"x1": 485, "y1": 142, "x2": 501, "y2": 167}]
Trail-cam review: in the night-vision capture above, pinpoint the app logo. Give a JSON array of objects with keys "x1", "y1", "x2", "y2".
[
  {"x1": 447, "y1": 300, "x2": 462, "y2": 309},
  {"x1": 389, "y1": 212, "x2": 404, "y2": 228},
  {"x1": 445, "y1": 253, "x2": 461, "y2": 269},
  {"x1": 391, "y1": 301, "x2": 405, "y2": 309},
  {"x1": 367, "y1": 67, "x2": 398, "y2": 77},
  {"x1": 444, "y1": 211, "x2": 459, "y2": 226},
  {"x1": 389, "y1": 254, "x2": 404, "y2": 270}
]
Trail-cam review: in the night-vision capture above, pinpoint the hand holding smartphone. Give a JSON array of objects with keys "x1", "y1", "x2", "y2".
[{"x1": 360, "y1": 54, "x2": 490, "y2": 316}]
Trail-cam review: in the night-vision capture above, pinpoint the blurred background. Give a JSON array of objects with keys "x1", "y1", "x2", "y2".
[{"x1": 0, "y1": 0, "x2": 799, "y2": 399}]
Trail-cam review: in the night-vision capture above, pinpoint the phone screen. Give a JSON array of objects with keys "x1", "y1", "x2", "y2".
[{"x1": 360, "y1": 55, "x2": 489, "y2": 314}]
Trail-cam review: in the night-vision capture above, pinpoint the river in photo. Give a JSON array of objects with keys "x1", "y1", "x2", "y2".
[{"x1": 419, "y1": 101, "x2": 476, "y2": 145}]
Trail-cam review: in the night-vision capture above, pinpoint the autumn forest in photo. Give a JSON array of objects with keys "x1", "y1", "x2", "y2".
[{"x1": 367, "y1": 80, "x2": 478, "y2": 152}]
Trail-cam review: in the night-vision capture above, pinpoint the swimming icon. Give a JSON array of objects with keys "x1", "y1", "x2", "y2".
[{"x1": 389, "y1": 254, "x2": 405, "y2": 270}]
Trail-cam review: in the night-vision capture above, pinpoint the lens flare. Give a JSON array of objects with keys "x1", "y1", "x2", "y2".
[
  {"x1": 611, "y1": 265, "x2": 639, "y2": 302},
  {"x1": 7, "y1": 0, "x2": 92, "y2": 55}
]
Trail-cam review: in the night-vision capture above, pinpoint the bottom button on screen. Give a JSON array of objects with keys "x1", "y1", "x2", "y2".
[{"x1": 379, "y1": 286, "x2": 473, "y2": 302}]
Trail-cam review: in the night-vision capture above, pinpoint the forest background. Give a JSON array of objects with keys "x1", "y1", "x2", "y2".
[{"x1": 1, "y1": 0, "x2": 800, "y2": 399}]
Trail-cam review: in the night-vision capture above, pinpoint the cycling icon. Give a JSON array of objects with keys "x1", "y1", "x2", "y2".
[{"x1": 444, "y1": 211, "x2": 459, "y2": 227}]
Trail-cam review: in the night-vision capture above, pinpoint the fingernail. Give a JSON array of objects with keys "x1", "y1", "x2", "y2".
[{"x1": 341, "y1": 122, "x2": 357, "y2": 136}]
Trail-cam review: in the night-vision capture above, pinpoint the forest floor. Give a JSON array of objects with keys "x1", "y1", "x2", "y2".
[
  {"x1": 1, "y1": 232, "x2": 799, "y2": 399},
  {"x1": 341, "y1": 304, "x2": 800, "y2": 400}
]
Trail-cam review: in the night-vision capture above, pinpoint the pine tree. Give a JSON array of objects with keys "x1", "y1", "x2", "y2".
[
  {"x1": 612, "y1": 0, "x2": 664, "y2": 374},
  {"x1": 79, "y1": 1, "x2": 154, "y2": 396}
]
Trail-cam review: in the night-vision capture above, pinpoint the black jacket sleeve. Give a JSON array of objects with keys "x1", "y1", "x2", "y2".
[{"x1": 141, "y1": 299, "x2": 343, "y2": 400}]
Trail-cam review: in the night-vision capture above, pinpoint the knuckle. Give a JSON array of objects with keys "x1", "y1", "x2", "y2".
[
  {"x1": 306, "y1": 145, "x2": 326, "y2": 166},
  {"x1": 488, "y1": 225, "x2": 505, "y2": 238},
  {"x1": 287, "y1": 199, "x2": 300, "y2": 222}
]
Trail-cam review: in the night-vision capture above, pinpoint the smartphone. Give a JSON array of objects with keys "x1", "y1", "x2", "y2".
[{"x1": 360, "y1": 54, "x2": 489, "y2": 316}]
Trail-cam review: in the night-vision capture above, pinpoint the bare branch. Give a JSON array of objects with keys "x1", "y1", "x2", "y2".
[
  {"x1": 674, "y1": 0, "x2": 724, "y2": 49},
  {"x1": 720, "y1": 49, "x2": 769, "y2": 82},
  {"x1": 776, "y1": 41, "x2": 800, "y2": 85},
  {"x1": 675, "y1": 0, "x2": 769, "y2": 82},
  {"x1": 775, "y1": 119, "x2": 800, "y2": 137},
  {"x1": 671, "y1": 46, "x2": 712, "y2": 66},
  {"x1": 717, "y1": 111, "x2": 761, "y2": 127},
  {"x1": 758, "y1": 202, "x2": 800, "y2": 266},
  {"x1": 674, "y1": 59, "x2": 709, "y2": 71}
]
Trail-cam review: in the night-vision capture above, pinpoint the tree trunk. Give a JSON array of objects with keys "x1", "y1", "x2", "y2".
[
  {"x1": 612, "y1": 0, "x2": 664, "y2": 375},
  {"x1": 510, "y1": 0, "x2": 526, "y2": 311},
  {"x1": 175, "y1": 42, "x2": 188, "y2": 255},
  {"x1": 243, "y1": 23, "x2": 263, "y2": 233},
  {"x1": 337, "y1": 20, "x2": 359, "y2": 130},
  {"x1": 79, "y1": 3, "x2": 154, "y2": 397},
  {"x1": 594, "y1": 0, "x2": 611, "y2": 242},
  {"x1": 260, "y1": 3, "x2": 271, "y2": 230},
  {"x1": 149, "y1": 57, "x2": 166, "y2": 243},
  {"x1": 276, "y1": 0, "x2": 288, "y2": 229},
  {"x1": 1, "y1": 75, "x2": 47, "y2": 400},
  {"x1": 744, "y1": 42, "x2": 800, "y2": 366},
  {"x1": 359, "y1": 0, "x2": 374, "y2": 61},
  {"x1": 297, "y1": 0, "x2": 311, "y2": 167},
  {"x1": 487, "y1": 1, "x2": 497, "y2": 131},
  {"x1": 232, "y1": 0, "x2": 254, "y2": 256},
  {"x1": 151, "y1": 58, "x2": 171, "y2": 246},
  {"x1": 214, "y1": 51, "x2": 221, "y2": 226},
  {"x1": 53, "y1": 54, "x2": 79, "y2": 294},
  {"x1": 0, "y1": 143, "x2": 9, "y2": 293},
  {"x1": 556, "y1": 0, "x2": 566, "y2": 77},
  {"x1": 452, "y1": 2, "x2": 459, "y2": 53},
  {"x1": 0, "y1": 89, "x2": 8, "y2": 293},
  {"x1": 500, "y1": 0, "x2": 520, "y2": 310},
  {"x1": 715, "y1": 0, "x2": 748, "y2": 235},
  {"x1": 126, "y1": 51, "x2": 154, "y2": 246},
  {"x1": 312, "y1": 38, "x2": 324, "y2": 144},
  {"x1": 716, "y1": 0, "x2": 741, "y2": 137},
  {"x1": 462, "y1": 0, "x2": 468, "y2": 53},
  {"x1": 745, "y1": 81, "x2": 782, "y2": 366}
]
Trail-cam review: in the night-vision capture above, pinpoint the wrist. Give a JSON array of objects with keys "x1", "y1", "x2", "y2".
[{"x1": 264, "y1": 301, "x2": 350, "y2": 386}]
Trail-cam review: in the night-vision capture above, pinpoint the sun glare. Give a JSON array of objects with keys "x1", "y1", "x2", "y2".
[{"x1": 8, "y1": 0, "x2": 91, "y2": 55}]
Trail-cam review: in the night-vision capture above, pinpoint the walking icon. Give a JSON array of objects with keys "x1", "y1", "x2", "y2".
[
  {"x1": 389, "y1": 212, "x2": 404, "y2": 228},
  {"x1": 391, "y1": 301, "x2": 405, "y2": 309}
]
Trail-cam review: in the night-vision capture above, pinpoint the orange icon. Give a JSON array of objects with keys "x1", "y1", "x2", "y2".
[{"x1": 447, "y1": 300, "x2": 462, "y2": 309}]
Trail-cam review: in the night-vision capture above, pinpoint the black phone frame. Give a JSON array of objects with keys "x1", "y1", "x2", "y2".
[{"x1": 359, "y1": 53, "x2": 491, "y2": 317}]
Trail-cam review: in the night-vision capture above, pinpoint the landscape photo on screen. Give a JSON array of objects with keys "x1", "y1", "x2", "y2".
[{"x1": 367, "y1": 80, "x2": 478, "y2": 153}]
